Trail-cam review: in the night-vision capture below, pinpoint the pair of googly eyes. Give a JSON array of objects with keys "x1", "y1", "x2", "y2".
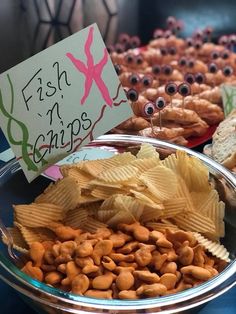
[
  {"x1": 178, "y1": 57, "x2": 195, "y2": 68},
  {"x1": 124, "y1": 54, "x2": 144, "y2": 65},
  {"x1": 165, "y1": 82, "x2": 191, "y2": 97},
  {"x1": 152, "y1": 65, "x2": 173, "y2": 76},
  {"x1": 160, "y1": 46, "x2": 177, "y2": 56},
  {"x1": 184, "y1": 72, "x2": 206, "y2": 85},
  {"x1": 128, "y1": 74, "x2": 153, "y2": 87},
  {"x1": 208, "y1": 62, "x2": 234, "y2": 76},
  {"x1": 153, "y1": 29, "x2": 172, "y2": 39},
  {"x1": 218, "y1": 35, "x2": 229, "y2": 46},
  {"x1": 143, "y1": 97, "x2": 167, "y2": 117},
  {"x1": 118, "y1": 34, "x2": 141, "y2": 48},
  {"x1": 126, "y1": 88, "x2": 166, "y2": 117},
  {"x1": 185, "y1": 37, "x2": 203, "y2": 49},
  {"x1": 211, "y1": 50, "x2": 230, "y2": 60},
  {"x1": 166, "y1": 17, "x2": 184, "y2": 32}
]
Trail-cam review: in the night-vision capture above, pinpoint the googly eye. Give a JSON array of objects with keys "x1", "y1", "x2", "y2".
[
  {"x1": 223, "y1": 65, "x2": 233, "y2": 77},
  {"x1": 135, "y1": 55, "x2": 144, "y2": 65},
  {"x1": 218, "y1": 35, "x2": 228, "y2": 46},
  {"x1": 178, "y1": 82, "x2": 191, "y2": 97},
  {"x1": 155, "y1": 97, "x2": 166, "y2": 110},
  {"x1": 115, "y1": 43, "x2": 125, "y2": 54},
  {"x1": 114, "y1": 64, "x2": 122, "y2": 75},
  {"x1": 118, "y1": 33, "x2": 130, "y2": 45},
  {"x1": 168, "y1": 46, "x2": 177, "y2": 55},
  {"x1": 166, "y1": 16, "x2": 177, "y2": 29},
  {"x1": 221, "y1": 50, "x2": 230, "y2": 59},
  {"x1": 178, "y1": 57, "x2": 187, "y2": 67},
  {"x1": 208, "y1": 62, "x2": 218, "y2": 73},
  {"x1": 130, "y1": 36, "x2": 141, "y2": 48},
  {"x1": 165, "y1": 82, "x2": 177, "y2": 96},
  {"x1": 211, "y1": 50, "x2": 220, "y2": 60},
  {"x1": 188, "y1": 59, "x2": 195, "y2": 68},
  {"x1": 125, "y1": 53, "x2": 134, "y2": 64},
  {"x1": 129, "y1": 73, "x2": 140, "y2": 85},
  {"x1": 127, "y1": 88, "x2": 139, "y2": 102},
  {"x1": 194, "y1": 30, "x2": 203, "y2": 40},
  {"x1": 175, "y1": 20, "x2": 184, "y2": 32},
  {"x1": 162, "y1": 64, "x2": 173, "y2": 76},
  {"x1": 143, "y1": 102, "x2": 155, "y2": 117},
  {"x1": 195, "y1": 72, "x2": 206, "y2": 84},
  {"x1": 164, "y1": 30, "x2": 172, "y2": 39},
  {"x1": 142, "y1": 75, "x2": 153, "y2": 87},
  {"x1": 186, "y1": 37, "x2": 194, "y2": 47},
  {"x1": 229, "y1": 34, "x2": 236, "y2": 45},
  {"x1": 194, "y1": 40, "x2": 203, "y2": 50},
  {"x1": 160, "y1": 47, "x2": 168, "y2": 56},
  {"x1": 152, "y1": 64, "x2": 161, "y2": 75},
  {"x1": 184, "y1": 73, "x2": 195, "y2": 85},
  {"x1": 204, "y1": 27, "x2": 213, "y2": 36},
  {"x1": 153, "y1": 28, "x2": 164, "y2": 39}
]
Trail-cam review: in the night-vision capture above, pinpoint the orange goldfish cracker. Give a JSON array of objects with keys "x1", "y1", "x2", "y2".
[
  {"x1": 21, "y1": 261, "x2": 44, "y2": 282},
  {"x1": 18, "y1": 222, "x2": 227, "y2": 299}
]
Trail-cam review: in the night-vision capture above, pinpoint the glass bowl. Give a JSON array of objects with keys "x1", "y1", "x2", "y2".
[{"x1": 0, "y1": 134, "x2": 236, "y2": 314}]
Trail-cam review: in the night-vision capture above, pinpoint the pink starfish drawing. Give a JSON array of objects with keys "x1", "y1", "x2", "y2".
[{"x1": 66, "y1": 26, "x2": 113, "y2": 107}]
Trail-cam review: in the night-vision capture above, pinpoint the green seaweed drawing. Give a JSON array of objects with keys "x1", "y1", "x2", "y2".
[{"x1": 0, "y1": 74, "x2": 47, "y2": 171}]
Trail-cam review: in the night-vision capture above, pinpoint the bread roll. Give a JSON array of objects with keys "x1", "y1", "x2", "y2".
[{"x1": 211, "y1": 109, "x2": 236, "y2": 169}]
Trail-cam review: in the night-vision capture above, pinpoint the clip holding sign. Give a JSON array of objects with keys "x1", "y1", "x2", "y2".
[{"x1": 0, "y1": 24, "x2": 132, "y2": 182}]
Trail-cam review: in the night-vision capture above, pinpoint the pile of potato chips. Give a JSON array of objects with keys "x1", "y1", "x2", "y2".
[{"x1": 6, "y1": 143, "x2": 228, "y2": 263}]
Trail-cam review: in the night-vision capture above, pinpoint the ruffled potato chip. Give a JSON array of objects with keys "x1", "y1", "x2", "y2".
[
  {"x1": 63, "y1": 207, "x2": 88, "y2": 229},
  {"x1": 175, "y1": 176, "x2": 195, "y2": 212},
  {"x1": 2, "y1": 227, "x2": 29, "y2": 253},
  {"x1": 193, "y1": 232, "x2": 230, "y2": 262},
  {"x1": 97, "y1": 164, "x2": 139, "y2": 183},
  {"x1": 66, "y1": 168, "x2": 93, "y2": 189},
  {"x1": 15, "y1": 222, "x2": 56, "y2": 245},
  {"x1": 35, "y1": 177, "x2": 80, "y2": 211},
  {"x1": 140, "y1": 203, "x2": 164, "y2": 222},
  {"x1": 96, "y1": 209, "x2": 118, "y2": 223},
  {"x1": 187, "y1": 156, "x2": 210, "y2": 192},
  {"x1": 136, "y1": 143, "x2": 160, "y2": 159},
  {"x1": 14, "y1": 203, "x2": 65, "y2": 228},
  {"x1": 140, "y1": 165, "x2": 177, "y2": 201},
  {"x1": 78, "y1": 194, "x2": 102, "y2": 205},
  {"x1": 100, "y1": 195, "x2": 120, "y2": 211},
  {"x1": 173, "y1": 212, "x2": 216, "y2": 236},
  {"x1": 161, "y1": 153, "x2": 178, "y2": 173},
  {"x1": 91, "y1": 186, "x2": 127, "y2": 199},
  {"x1": 111, "y1": 152, "x2": 136, "y2": 164},
  {"x1": 82, "y1": 217, "x2": 108, "y2": 233},
  {"x1": 81, "y1": 158, "x2": 120, "y2": 177},
  {"x1": 130, "y1": 189, "x2": 157, "y2": 205},
  {"x1": 131, "y1": 157, "x2": 160, "y2": 173},
  {"x1": 106, "y1": 210, "x2": 136, "y2": 228}
]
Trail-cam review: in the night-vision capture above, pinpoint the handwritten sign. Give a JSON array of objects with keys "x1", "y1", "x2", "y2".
[
  {"x1": 0, "y1": 24, "x2": 132, "y2": 182},
  {"x1": 221, "y1": 84, "x2": 236, "y2": 116}
]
